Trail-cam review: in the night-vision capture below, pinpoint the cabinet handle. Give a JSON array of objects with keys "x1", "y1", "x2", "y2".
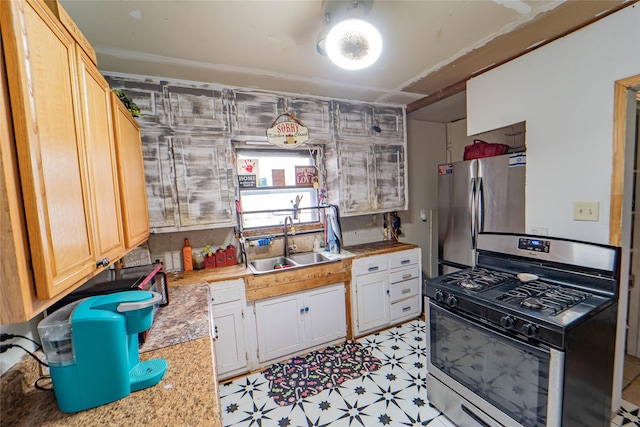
[
  {"x1": 402, "y1": 306, "x2": 411, "y2": 312},
  {"x1": 300, "y1": 308, "x2": 305, "y2": 314},
  {"x1": 402, "y1": 288, "x2": 411, "y2": 294},
  {"x1": 305, "y1": 307, "x2": 309, "y2": 312},
  {"x1": 96, "y1": 258, "x2": 109, "y2": 268},
  {"x1": 400, "y1": 259, "x2": 410, "y2": 264},
  {"x1": 386, "y1": 290, "x2": 390, "y2": 295},
  {"x1": 402, "y1": 273, "x2": 412, "y2": 280},
  {"x1": 368, "y1": 266, "x2": 379, "y2": 272}
]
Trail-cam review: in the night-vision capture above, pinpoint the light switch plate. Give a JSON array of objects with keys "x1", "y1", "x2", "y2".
[{"x1": 573, "y1": 201, "x2": 600, "y2": 221}]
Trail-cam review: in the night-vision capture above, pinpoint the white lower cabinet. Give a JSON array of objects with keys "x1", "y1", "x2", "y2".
[
  {"x1": 209, "y1": 279, "x2": 249, "y2": 380},
  {"x1": 354, "y1": 271, "x2": 390, "y2": 334},
  {"x1": 352, "y1": 248, "x2": 422, "y2": 337},
  {"x1": 254, "y1": 283, "x2": 346, "y2": 364}
]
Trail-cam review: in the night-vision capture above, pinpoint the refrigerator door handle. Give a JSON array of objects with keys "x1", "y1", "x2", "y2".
[
  {"x1": 477, "y1": 177, "x2": 484, "y2": 234},
  {"x1": 470, "y1": 177, "x2": 476, "y2": 250}
]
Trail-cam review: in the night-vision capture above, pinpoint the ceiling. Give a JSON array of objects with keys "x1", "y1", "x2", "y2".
[{"x1": 60, "y1": 0, "x2": 632, "y2": 123}]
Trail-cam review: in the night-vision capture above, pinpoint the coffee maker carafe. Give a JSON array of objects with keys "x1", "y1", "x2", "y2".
[{"x1": 38, "y1": 290, "x2": 167, "y2": 413}]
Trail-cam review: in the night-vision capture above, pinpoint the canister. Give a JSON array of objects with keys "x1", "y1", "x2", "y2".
[{"x1": 225, "y1": 244, "x2": 237, "y2": 266}]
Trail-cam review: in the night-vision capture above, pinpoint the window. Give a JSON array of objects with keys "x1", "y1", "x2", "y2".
[{"x1": 236, "y1": 148, "x2": 322, "y2": 229}]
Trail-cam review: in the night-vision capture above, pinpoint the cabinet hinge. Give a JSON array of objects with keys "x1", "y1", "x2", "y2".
[
  {"x1": 241, "y1": 309, "x2": 245, "y2": 319},
  {"x1": 246, "y1": 352, "x2": 249, "y2": 361}
]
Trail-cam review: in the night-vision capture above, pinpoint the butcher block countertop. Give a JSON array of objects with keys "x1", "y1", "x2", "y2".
[
  {"x1": 169, "y1": 239, "x2": 418, "y2": 289},
  {"x1": 0, "y1": 283, "x2": 222, "y2": 427}
]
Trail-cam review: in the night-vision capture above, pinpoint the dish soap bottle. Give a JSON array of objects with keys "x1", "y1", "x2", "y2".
[
  {"x1": 182, "y1": 238, "x2": 193, "y2": 271},
  {"x1": 313, "y1": 235, "x2": 321, "y2": 252}
]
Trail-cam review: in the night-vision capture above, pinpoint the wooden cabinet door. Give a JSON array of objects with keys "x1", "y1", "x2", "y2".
[
  {"x1": 165, "y1": 84, "x2": 228, "y2": 132},
  {"x1": 230, "y1": 90, "x2": 285, "y2": 135},
  {"x1": 286, "y1": 97, "x2": 333, "y2": 141},
  {"x1": 339, "y1": 142, "x2": 374, "y2": 215},
  {"x1": 374, "y1": 144, "x2": 407, "y2": 211},
  {"x1": 142, "y1": 134, "x2": 178, "y2": 230},
  {"x1": 372, "y1": 106, "x2": 405, "y2": 141},
  {"x1": 112, "y1": 93, "x2": 150, "y2": 248},
  {"x1": 213, "y1": 303, "x2": 248, "y2": 377},
  {"x1": 334, "y1": 101, "x2": 372, "y2": 139},
  {"x1": 255, "y1": 293, "x2": 305, "y2": 363},
  {"x1": 304, "y1": 284, "x2": 346, "y2": 347},
  {"x1": 355, "y1": 272, "x2": 390, "y2": 335},
  {"x1": 172, "y1": 135, "x2": 235, "y2": 228},
  {"x1": 77, "y1": 49, "x2": 124, "y2": 262},
  {"x1": 2, "y1": 0, "x2": 96, "y2": 299}
]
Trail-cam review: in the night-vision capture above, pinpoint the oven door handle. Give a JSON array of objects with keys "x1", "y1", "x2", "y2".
[
  {"x1": 470, "y1": 177, "x2": 477, "y2": 250},
  {"x1": 477, "y1": 177, "x2": 484, "y2": 234},
  {"x1": 461, "y1": 404, "x2": 491, "y2": 427}
]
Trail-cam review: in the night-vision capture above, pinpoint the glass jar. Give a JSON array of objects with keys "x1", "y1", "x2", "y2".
[{"x1": 193, "y1": 250, "x2": 205, "y2": 270}]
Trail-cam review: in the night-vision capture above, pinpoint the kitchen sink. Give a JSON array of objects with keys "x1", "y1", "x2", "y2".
[
  {"x1": 248, "y1": 252, "x2": 339, "y2": 275},
  {"x1": 288, "y1": 252, "x2": 332, "y2": 265}
]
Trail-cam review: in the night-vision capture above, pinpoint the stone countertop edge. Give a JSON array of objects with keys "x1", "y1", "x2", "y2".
[
  {"x1": 0, "y1": 298, "x2": 223, "y2": 427},
  {"x1": 169, "y1": 240, "x2": 418, "y2": 286}
]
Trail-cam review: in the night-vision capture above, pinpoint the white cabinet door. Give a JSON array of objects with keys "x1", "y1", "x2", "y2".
[
  {"x1": 213, "y1": 303, "x2": 247, "y2": 375},
  {"x1": 355, "y1": 272, "x2": 390, "y2": 334},
  {"x1": 255, "y1": 294, "x2": 305, "y2": 363},
  {"x1": 305, "y1": 284, "x2": 346, "y2": 347}
]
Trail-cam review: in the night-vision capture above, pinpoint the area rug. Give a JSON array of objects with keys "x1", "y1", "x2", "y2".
[{"x1": 262, "y1": 340, "x2": 382, "y2": 406}]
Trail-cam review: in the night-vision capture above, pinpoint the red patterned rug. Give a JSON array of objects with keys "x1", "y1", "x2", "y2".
[{"x1": 262, "y1": 340, "x2": 382, "y2": 406}]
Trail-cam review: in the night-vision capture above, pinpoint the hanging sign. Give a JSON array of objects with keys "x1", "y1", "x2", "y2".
[
  {"x1": 295, "y1": 166, "x2": 316, "y2": 186},
  {"x1": 266, "y1": 113, "x2": 309, "y2": 148}
]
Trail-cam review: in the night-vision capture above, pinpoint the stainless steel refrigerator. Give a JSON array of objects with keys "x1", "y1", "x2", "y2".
[{"x1": 437, "y1": 153, "x2": 525, "y2": 272}]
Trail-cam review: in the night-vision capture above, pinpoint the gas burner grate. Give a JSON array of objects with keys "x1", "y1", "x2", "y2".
[
  {"x1": 496, "y1": 282, "x2": 592, "y2": 315},
  {"x1": 442, "y1": 268, "x2": 514, "y2": 291}
]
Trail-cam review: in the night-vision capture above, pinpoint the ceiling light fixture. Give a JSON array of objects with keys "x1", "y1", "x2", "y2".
[{"x1": 317, "y1": 0, "x2": 382, "y2": 70}]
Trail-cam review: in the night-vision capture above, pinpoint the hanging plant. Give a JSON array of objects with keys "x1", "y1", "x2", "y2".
[{"x1": 113, "y1": 89, "x2": 141, "y2": 117}]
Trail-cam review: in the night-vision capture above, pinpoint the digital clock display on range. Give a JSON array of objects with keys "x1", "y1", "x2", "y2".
[{"x1": 518, "y1": 237, "x2": 551, "y2": 253}]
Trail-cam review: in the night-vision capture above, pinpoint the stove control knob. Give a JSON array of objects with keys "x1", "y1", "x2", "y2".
[
  {"x1": 433, "y1": 290, "x2": 446, "y2": 303},
  {"x1": 446, "y1": 295, "x2": 459, "y2": 308},
  {"x1": 500, "y1": 315, "x2": 516, "y2": 329},
  {"x1": 521, "y1": 323, "x2": 537, "y2": 338}
]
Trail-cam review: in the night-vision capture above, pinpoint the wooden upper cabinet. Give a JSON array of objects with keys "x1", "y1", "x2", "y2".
[
  {"x1": 111, "y1": 92, "x2": 150, "y2": 248},
  {"x1": 2, "y1": 0, "x2": 97, "y2": 300},
  {"x1": 77, "y1": 49, "x2": 125, "y2": 263}
]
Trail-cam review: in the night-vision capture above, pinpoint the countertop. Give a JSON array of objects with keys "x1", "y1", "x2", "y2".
[
  {"x1": 169, "y1": 240, "x2": 418, "y2": 287},
  {"x1": 0, "y1": 283, "x2": 222, "y2": 427}
]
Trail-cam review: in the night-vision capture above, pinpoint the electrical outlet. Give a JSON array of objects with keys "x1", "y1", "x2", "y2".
[
  {"x1": 573, "y1": 201, "x2": 600, "y2": 221},
  {"x1": 529, "y1": 227, "x2": 549, "y2": 236}
]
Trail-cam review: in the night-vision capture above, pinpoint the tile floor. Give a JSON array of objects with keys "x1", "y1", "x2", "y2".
[{"x1": 220, "y1": 319, "x2": 640, "y2": 427}]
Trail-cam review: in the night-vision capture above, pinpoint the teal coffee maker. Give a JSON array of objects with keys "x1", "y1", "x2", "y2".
[{"x1": 37, "y1": 290, "x2": 167, "y2": 413}]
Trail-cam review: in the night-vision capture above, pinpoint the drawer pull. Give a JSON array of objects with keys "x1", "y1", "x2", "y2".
[
  {"x1": 402, "y1": 273, "x2": 412, "y2": 280},
  {"x1": 402, "y1": 306, "x2": 412, "y2": 312},
  {"x1": 402, "y1": 288, "x2": 411, "y2": 294},
  {"x1": 400, "y1": 259, "x2": 410, "y2": 264},
  {"x1": 368, "y1": 266, "x2": 379, "y2": 272}
]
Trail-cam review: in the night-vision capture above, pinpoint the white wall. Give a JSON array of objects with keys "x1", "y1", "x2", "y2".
[
  {"x1": 399, "y1": 120, "x2": 447, "y2": 278},
  {"x1": 466, "y1": 4, "x2": 640, "y2": 414},
  {"x1": 467, "y1": 4, "x2": 640, "y2": 244},
  {"x1": 0, "y1": 317, "x2": 42, "y2": 376}
]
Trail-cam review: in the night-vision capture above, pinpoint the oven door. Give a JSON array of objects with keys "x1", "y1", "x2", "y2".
[{"x1": 427, "y1": 302, "x2": 563, "y2": 427}]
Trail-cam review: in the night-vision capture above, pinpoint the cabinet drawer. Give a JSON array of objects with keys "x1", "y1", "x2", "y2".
[
  {"x1": 352, "y1": 255, "x2": 388, "y2": 277},
  {"x1": 210, "y1": 280, "x2": 245, "y2": 305},
  {"x1": 389, "y1": 278, "x2": 420, "y2": 302},
  {"x1": 389, "y1": 249, "x2": 418, "y2": 270},
  {"x1": 390, "y1": 267, "x2": 420, "y2": 284},
  {"x1": 390, "y1": 294, "x2": 421, "y2": 321}
]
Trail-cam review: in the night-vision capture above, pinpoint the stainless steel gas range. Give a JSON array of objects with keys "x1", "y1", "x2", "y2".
[{"x1": 425, "y1": 233, "x2": 620, "y2": 427}]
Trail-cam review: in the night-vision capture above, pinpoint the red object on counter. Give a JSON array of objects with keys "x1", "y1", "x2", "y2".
[
  {"x1": 215, "y1": 248, "x2": 226, "y2": 267},
  {"x1": 226, "y1": 244, "x2": 237, "y2": 266},
  {"x1": 204, "y1": 254, "x2": 216, "y2": 269}
]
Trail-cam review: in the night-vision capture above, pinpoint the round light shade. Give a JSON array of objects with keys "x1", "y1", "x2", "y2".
[{"x1": 325, "y1": 19, "x2": 382, "y2": 70}]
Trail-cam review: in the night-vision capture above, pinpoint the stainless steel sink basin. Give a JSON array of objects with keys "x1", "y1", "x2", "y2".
[
  {"x1": 249, "y1": 256, "x2": 296, "y2": 273},
  {"x1": 288, "y1": 252, "x2": 332, "y2": 265},
  {"x1": 248, "y1": 252, "x2": 339, "y2": 275}
]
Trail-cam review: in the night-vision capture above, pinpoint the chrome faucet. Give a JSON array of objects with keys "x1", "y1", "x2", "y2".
[{"x1": 284, "y1": 216, "x2": 294, "y2": 258}]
